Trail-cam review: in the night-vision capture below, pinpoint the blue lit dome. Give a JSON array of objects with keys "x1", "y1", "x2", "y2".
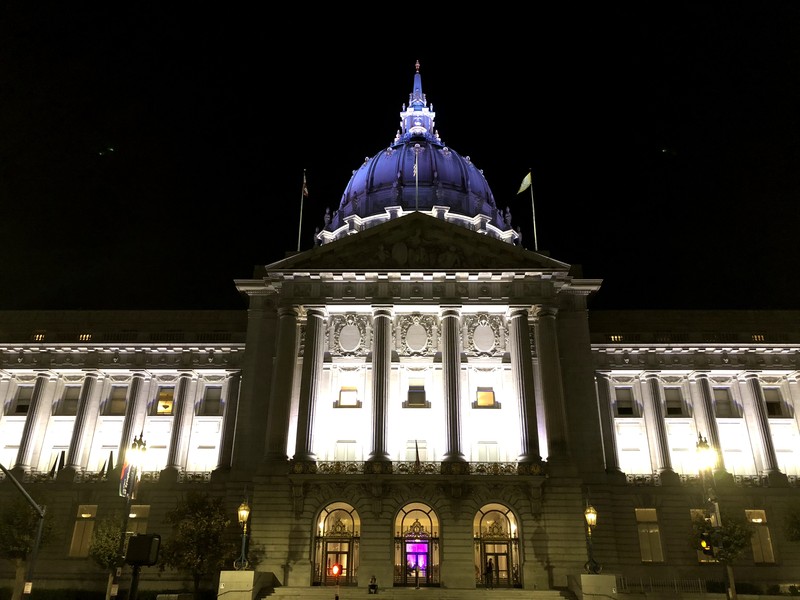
[{"x1": 317, "y1": 61, "x2": 518, "y2": 246}]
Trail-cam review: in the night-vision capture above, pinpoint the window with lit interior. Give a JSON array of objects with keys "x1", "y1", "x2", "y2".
[
  {"x1": 151, "y1": 387, "x2": 174, "y2": 415},
  {"x1": 336, "y1": 386, "x2": 361, "y2": 408},
  {"x1": 472, "y1": 386, "x2": 499, "y2": 409},
  {"x1": 746, "y1": 509, "x2": 775, "y2": 563},
  {"x1": 69, "y1": 505, "x2": 97, "y2": 557}
]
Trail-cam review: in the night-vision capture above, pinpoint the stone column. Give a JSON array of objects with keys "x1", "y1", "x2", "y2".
[
  {"x1": 163, "y1": 372, "x2": 197, "y2": 480},
  {"x1": 595, "y1": 372, "x2": 622, "y2": 475},
  {"x1": 215, "y1": 372, "x2": 241, "y2": 471},
  {"x1": 739, "y1": 372, "x2": 786, "y2": 484},
  {"x1": 118, "y1": 371, "x2": 149, "y2": 470},
  {"x1": 293, "y1": 307, "x2": 327, "y2": 462},
  {"x1": 265, "y1": 306, "x2": 300, "y2": 462},
  {"x1": 789, "y1": 373, "x2": 800, "y2": 438},
  {"x1": 61, "y1": 371, "x2": 101, "y2": 479},
  {"x1": 441, "y1": 305, "x2": 465, "y2": 463},
  {"x1": 689, "y1": 372, "x2": 726, "y2": 472},
  {"x1": 641, "y1": 372, "x2": 678, "y2": 484},
  {"x1": 13, "y1": 372, "x2": 55, "y2": 473},
  {"x1": 368, "y1": 305, "x2": 393, "y2": 463},
  {"x1": 533, "y1": 305, "x2": 570, "y2": 462},
  {"x1": 508, "y1": 306, "x2": 540, "y2": 464}
]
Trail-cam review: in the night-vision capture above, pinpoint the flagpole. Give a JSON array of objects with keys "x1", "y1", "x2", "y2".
[
  {"x1": 529, "y1": 168, "x2": 538, "y2": 251},
  {"x1": 297, "y1": 170, "x2": 306, "y2": 252}
]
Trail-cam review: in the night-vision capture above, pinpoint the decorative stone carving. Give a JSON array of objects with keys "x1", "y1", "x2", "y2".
[
  {"x1": 329, "y1": 313, "x2": 370, "y2": 357},
  {"x1": 398, "y1": 314, "x2": 438, "y2": 356},
  {"x1": 464, "y1": 313, "x2": 506, "y2": 357}
]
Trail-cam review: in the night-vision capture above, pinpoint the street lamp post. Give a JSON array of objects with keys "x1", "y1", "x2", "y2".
[
  {"x1": 696, "y1": 433, "x2": 737, "y2": 600},
  {"x1": 584, "y1": 503, "x2": 601, "y2": 574},
  {"x1": 111, "y1": 433, "x2": 146, "y2": 599},
  {"x1": 234, "y1": 497, "x2": 251, "y2": 570}
]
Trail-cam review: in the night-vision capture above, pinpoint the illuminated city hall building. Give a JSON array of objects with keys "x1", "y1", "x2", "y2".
[{"x1": 1, "y1": 63, "x2": 799, "y2": 597}]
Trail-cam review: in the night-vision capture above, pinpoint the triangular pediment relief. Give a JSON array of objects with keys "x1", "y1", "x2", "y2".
[{"x1": 267, "y1": 212, "x2": 569, "y2": 272}]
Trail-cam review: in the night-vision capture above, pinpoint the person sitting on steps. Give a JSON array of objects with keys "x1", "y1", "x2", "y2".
[{"x1": 368, "y1": 574, "x2": 378, "y2": 594}]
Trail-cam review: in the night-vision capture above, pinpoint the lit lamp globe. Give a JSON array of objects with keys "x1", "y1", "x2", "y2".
[
  {"x1": 238, "y1": 500, "x2": 251, "y2": 533},
  {"x1": 584, "y1": 505, "x2": 597, "y2": 529},
  {"x1": 695, "y1": 434, "x2": 717, "y2": 472}
]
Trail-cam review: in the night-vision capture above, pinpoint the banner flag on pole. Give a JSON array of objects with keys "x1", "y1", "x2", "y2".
[
  {"x1": 517, "y1": 171, "x2": 532, "y2": 194},
  {"x1": 414, "y1": 440, "x2": 421, "y2": 468},
  {"x1": 297, "y1": 170, "x2": 307, "y2": 252}
]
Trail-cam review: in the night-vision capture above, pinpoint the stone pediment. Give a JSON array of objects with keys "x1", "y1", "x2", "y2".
[{"x1": 267, "y1": 212, "x2": 569, "y2": 272}]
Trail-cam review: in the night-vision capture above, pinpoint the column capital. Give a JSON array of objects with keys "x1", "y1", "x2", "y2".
[
  {"x1": 440, "y1": 305, "x2": 462, "y2": 319},
  {"x1": 371, "y1": 304, "x2": 394, "y2": 319},
  {"x1": 641, "y1": 371, "x2": 662, "y2": 382},
  {"x1": 739, "y1": 370, "x2": 761, "y2": 382},
  {"x1": 688, "y1": 370, "x2": 711, "y2": 382},
  {"x1": 277, "y1": 305, "x2": 301, "y2": 318},
  {"x1": 303, "y1": 305, "x2": 328, "y2": 320},
  {"x1": 532, "y1": 304, "x2": 558, "y2": 319}
]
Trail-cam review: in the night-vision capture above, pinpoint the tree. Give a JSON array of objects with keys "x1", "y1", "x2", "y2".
[
  {"x1": 0, "y1": 494, "x2": 53, "y2": 600},
  {"x1": 785, "y1": 506, "x2": 800, "y2": 542},
  {"x1": 159, "y1": 492, "x2": 239, "y2": 600},
  {"x1": 88, "y1": 512, "x2": 126, "y2": 600},
  {"x1": 691, "y1": 511, "x2": 753, "y2": 600}
]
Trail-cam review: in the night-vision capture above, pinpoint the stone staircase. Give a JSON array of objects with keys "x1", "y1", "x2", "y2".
[{"x1": 261, "y1": 586, "x2": 573, "y2": 600}]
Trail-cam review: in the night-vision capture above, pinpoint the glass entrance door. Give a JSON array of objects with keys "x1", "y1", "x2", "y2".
[
  {"x1": 324, "y1": 540, "x2": 350, "y2": 585},
  {"x1": 404, "y1": 539, "x2": 429, "y2": 587},
  {"x1": 484, "y1": 541, "x2": 509, "y2": 587}
]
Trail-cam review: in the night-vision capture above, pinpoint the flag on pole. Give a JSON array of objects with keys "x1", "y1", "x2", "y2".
[
  {"x1": 414, "y1": 440, "x2": 421, "y2": 469},
  {"x1": 517, "y1": 171, "x2": 532, "y2": 194},
  {"x1": 302, "y1": 173, "x2": 309, "y2": 197}
]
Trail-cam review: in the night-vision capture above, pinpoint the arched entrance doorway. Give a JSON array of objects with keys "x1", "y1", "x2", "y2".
[
  {"x1": 474, "y1": 503, "x2": 521, "y2": 588},
  {"x1": 313, "y1": 502, "x2": 361, "y2": 586},
  {"x1": 393, "y1": 502, "x2": 440, "y2": 587}
]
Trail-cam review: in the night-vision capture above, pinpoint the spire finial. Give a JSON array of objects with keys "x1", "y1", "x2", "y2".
[{"x1": 415, "y1": 59, "x2": 420, "y2": 72}]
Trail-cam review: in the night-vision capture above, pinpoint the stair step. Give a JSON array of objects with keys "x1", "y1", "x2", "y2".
[{"x1": 262, "y1": 587, "x2": 570, "y2": 600}]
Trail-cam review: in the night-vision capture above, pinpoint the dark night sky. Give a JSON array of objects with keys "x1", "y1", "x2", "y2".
[{"x1": 2, "y1": 3, "x2": 800, "y2": 311}]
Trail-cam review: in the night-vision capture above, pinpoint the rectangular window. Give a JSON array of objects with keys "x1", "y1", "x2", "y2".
[
  {"x1": 406, "y1": 439, "x2": 428, "y2": 462},
  {"x1": 56, "y1": 386, "x2": 81, "y2": 416},
  {"x1": 69, "y1": 504, "x2": 97, "y2": 557},
  {"x1": 199, "y1": 386, "x2": 223, "y2": 416},
  {"x1": 476, "y1": 441, "x2": 499, "y2": 462},
  {"x1": 152, "y1": 387, "x2": 174, "y2": 415},
  {"x1": 403, "y1": 379, "x2": 429, "y2": 408},
  {"x1": 472, "y1": 387, "x2": 499, "y2": 409},
  {"x1": 746, "y1": 509, "x2": 775, "y2": 563},
  {"x1": 336, "y1": 386, "x2": 361, "y2": 408},
  {"x1": 664, "y1": 387, "x2": 686, "y2": 417},
  {"x1": 763, "y1": 388, "x2": 785, "y2": 418},
  {"x1": 334, "y1": 440, "x2": 357, "y2": 461},
  {"x1": 128, "y1": 505, "x2": 150, "y2": 537},
  {"x1": 713, "y1": 388, "x2": 738, "y2": 418},
  {"x1": 635, "y1": 508, "x2": 664, "y2": 562},
  {"x1": 105, "y1": 386, "x2": 128, "y2": 416},
  {"x1": 615, "y1": 387, "x2": 636, "y2": 417},
  {"x1": 12, "y1": 386, "x2": 34, "y2": 415},
  {"x1": 407, "y1": 379, "x2": 426, "y2": 406}
]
